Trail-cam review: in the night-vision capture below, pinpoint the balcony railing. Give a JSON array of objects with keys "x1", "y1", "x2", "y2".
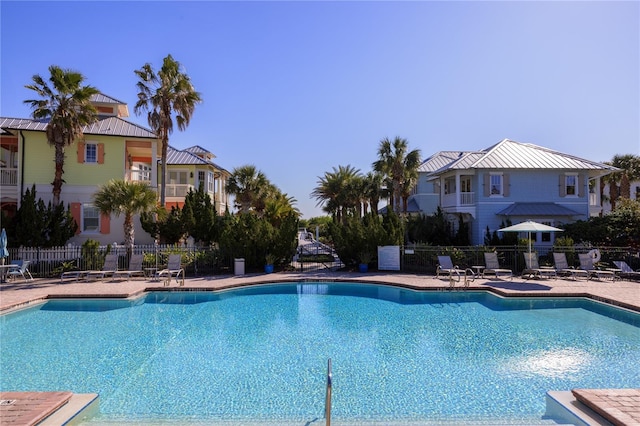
[
  {"x1": 0, "y1": 168, "x2": 17, "y2": 185},
  {"x1": 443, "y1": 192, "x2": 475, "y2": 207},
  {"x1": 165, "y1": 184, "x2": 193, "y2": 198},
  {"x1": 126, "y1": 170, "x2": 152, "y2": 182}
]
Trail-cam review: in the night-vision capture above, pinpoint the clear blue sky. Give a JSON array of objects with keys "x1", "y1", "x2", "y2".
[{"x1": 1, "y1": 1, "x2": 638, "y2": 219}]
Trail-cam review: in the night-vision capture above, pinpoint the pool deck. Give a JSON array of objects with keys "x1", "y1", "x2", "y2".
[{"x1": 1, "y1": 271, "x2": 639, "y2": 425}]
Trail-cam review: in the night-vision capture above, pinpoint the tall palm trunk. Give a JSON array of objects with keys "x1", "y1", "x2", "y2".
[
  {"x1": 124, "y1": 213, "x2": 135, "y2": 254},
  {"x1": 52, "y1": 143, "x2": 66, "y2": 206}
]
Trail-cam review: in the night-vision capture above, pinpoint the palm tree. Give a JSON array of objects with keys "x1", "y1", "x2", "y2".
[
  {"x1": 24, "y1": 65, "x2": 100, "y2": 206},
  {"x1": 134, "y1": 54, "x2": 202, "y2": 207},
  {"x1": 604, "y1": 154, "x2": 640, "y2": 211},
  {"x1": 311, "y1": 165, "x2": 362, "y2": 223},
  {"x1": 363, "y1": 171, "x2": 386, "y2": 215},
  {"x1": 372, "y1": 136, "x2": 421, "y2": 214},
  {"x1": 92, "y1": 180, "x2": 158, "y2": 253},
  {"x1": 226, "y1": 165, "x2": 272, "y2": 213}
]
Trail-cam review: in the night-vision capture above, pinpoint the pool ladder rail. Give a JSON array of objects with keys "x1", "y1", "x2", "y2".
[{"x1": 325, "y1": 358, "x2": 332, "y2": 426}]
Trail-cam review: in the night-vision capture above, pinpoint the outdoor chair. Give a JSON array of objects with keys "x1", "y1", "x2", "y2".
[
  {"x1": 578, "y1": 253, "x2": 615, "y2": 281},
  {"x1": 552, "y1": 252, "x2": 588, "y2": 280},
  {"x1": 482, "y1": 252, "x2": 512, "y2": 280},
  {"x1": 7, "y1": 260, "x2": 33, "y2": 282},
  {"x1": 85, "y1": 254, "x2": 119, "y2": 282},
  {"x1": 112, "y1": 254, "x2": 145, "y2": 281},
  {"x1": 522, "y1": 252, "x2": 556, "y2": 280},
  {"x1": 155, "y1": 254, "x2": 185, "y2": 286},
  {"x1": 613, "y1": 261, "x2": 640, "y2": 281},
  {"x1": 435, "y1": 255, "x2": 461, "y2": 282}
]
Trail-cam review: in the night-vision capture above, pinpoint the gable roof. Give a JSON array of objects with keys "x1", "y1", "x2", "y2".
[
  {"x1": 421, "y1": 139, "x2": 619, "y2": 176},
  {"x1": 0, "y1": 116, "x2": 156, "y2": 139},
  {"x1": 165, "y1": 145, "x2": 229, "y2": 173}
]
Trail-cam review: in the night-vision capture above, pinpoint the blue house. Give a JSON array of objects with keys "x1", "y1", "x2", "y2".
[{"x1": 407, "y1": 139, "x2": 619, "y2": 247}]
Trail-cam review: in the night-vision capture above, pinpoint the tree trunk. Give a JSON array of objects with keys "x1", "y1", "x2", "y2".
[
  {"x1": 124, "y1": 213, "x2": 135, "y2": 254},
  {"x1": 52, "y1": 143, "x2": 65, "y2": 206}
]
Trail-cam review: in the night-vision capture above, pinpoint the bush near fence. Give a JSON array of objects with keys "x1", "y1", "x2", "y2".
[{"x1": 3, "y1": 244, "x2": 639, "y2": 279}]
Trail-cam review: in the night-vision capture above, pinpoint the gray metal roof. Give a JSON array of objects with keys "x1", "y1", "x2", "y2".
[
  {"x1": 165, "y1": 146, "x2": 229, "y2": 174},
  {"x1": 419, "y1": 151, "x2": 469, "y2": 172},
  {"x1": 496, "y1": 202, "x2": 581, "y2": 216},
  {"x1": 0, "y1": 116, "x2": 156, "y2": 139},
  {"x1": 467, "y1": 139, "x2": 617, "y2": 170},
  {"x1": 423, "y1": 139, "x2": 619, "y2": 175},
  {"x1": 91, "y1": 93, "x2": 126, "y2": 104}
]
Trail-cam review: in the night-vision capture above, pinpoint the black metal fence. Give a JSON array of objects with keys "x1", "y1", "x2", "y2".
[{"x1": 3, "y1": 244, "x2": 639, "y2": 279}]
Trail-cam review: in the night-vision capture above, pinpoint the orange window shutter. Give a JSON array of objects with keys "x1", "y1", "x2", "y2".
[
  {"x1": 100, "y1": 213, "x2": 110, "y2": 234},
  {"x1": 77, "y1": 142, "x2": 85, "y2": 163},
  {"x1": 71, "y1": 203, "x2": 82, "y2": 235},
  {"x1": 97, "y1": 143, "x2": 105, "y2": 164}
]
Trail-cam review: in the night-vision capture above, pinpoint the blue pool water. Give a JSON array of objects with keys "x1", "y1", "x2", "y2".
[{"x1": 1, "y1": 283, "x2": 639, "y2": 424}]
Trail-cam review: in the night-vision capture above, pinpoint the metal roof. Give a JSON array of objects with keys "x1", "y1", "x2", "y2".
[
  {"x1": 91, "y1": 93, "x2": 126, "y2": 104},
  {"x1": 165, "y1": 146, "x2": 230, "y2": 173},
  {"x1": 468, "y1": 139, "x2": 617, "y2": 170},
  {"x1": 423, "y1": 139, "x2": 619, "y2": 175},
  {"x1": 0, "y1": 116, "x2": 156, "y2": 139},
  {"x1": 496, "y1": 202, "x2": 581, "y2": 216}
]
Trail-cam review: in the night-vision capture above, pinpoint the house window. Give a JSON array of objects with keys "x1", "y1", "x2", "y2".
[
  {"x1": 541, "y1": 221, "x2": 552, "y2": 242},
  {"x1": 85, "y1": 143, "x2": 97, "y2": 163},
  {"x1": 490, "y1": 174, "x2": 503, "y2": 195},
  {"x1": 168, "y1": 171, "x2": 188, "y2": 184},
  {"x1": 198, "y1": 170, "x2": 206, "y2": 190},
  {"x1": 208, "y1": 171, "x2": 214, "y2": 193},
  {"x1": 461, "y1": 176, "x2": 471, "y2": 192},
  {"x1": 565, "y1": 174, "x2": 577, "y2": 196},
  {"x1": 83, "y1": 205, "x2": 100, "y2": 232},
  {"x1": 444, "y1": 177, "x2": 455, "y2": 194}
]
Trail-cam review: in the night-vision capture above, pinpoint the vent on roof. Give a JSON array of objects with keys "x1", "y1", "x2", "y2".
[{"x1": 0, "y1": 400, "x2": 17, "y2": 406}]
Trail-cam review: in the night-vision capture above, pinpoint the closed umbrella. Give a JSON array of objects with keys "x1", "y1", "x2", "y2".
[
  {"x1": 0, "y1": 228, "x2": 8, "y2": 282},
  {"x1": 499, "y1": 220, "x2": 564, "y2": 255},
  {"x1": 0, "y1": 228, "x2": 8, "y2": 259}
]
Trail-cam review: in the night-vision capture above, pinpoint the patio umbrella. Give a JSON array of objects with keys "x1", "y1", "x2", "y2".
[
  {"x1": 499, "y1": 220, "x2": 564, "y2": 255},
  {"x1": 0, "y1": 228, "x2": 8, "y2": 260},
  {"x1": 0, "y1": 228, "x2": 8, "y2": 280}
]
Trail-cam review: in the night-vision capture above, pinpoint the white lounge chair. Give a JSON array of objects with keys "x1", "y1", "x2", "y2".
[
  {"x1": 155, "y1": 254, "x2": 185, "y2": 286},
  {"x1": 552, "y1": 252, "x2": 588, "y2": 280},
  {"x1": 578, "y1": 253, "x2": 615, "y2": 281},
  {"x1": 613, "y1": 261, "x2": 640, "y2": 281},
  {"x1": 436, "y1": 255, "x2": 461, "y2": 283},
  {"x1": 482, "y1": 252, "x2": 512, "y2": 280},
  {"x1": 113, "y1": 254, "x2": 145, "y2": 281},
  {"x1": 85, "y1": 254, "x2": 119, "y2": 281},
  {"x1": 7, "y1": 260, "x2": 33, "y2": 282},
  {"x1": 522, "y1": 252, "x2": 556, "y2": 280}
]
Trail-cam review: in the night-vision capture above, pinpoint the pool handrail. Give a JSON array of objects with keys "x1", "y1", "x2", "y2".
[{"x1": 325, "y1": 358, "x2": 332, "y2": 426}]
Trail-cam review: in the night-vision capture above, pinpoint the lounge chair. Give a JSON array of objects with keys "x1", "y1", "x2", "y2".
[
  {"x1": 112, "y1": 254, "x2": 145, "y2": 281},
  {"x1": 85, "y1": 254, "x2": 119, "y2": 281},
  {"x1": 613, "y1": 261, "x2": 640, "y2": 281},
  {"x1": 436, "y1": 255, "x2": 461, "y2": 282},
  {"x1": 522, "y1": 252, "x2": 556, "y2": 280},
  {"x1": 155, "y1": 254, "x2": 185, "y2": 286},
  {"x1": 482, "y1": 252, "x2": 512, "y2": 280},
  {"x1": 552, "y1": 252, "x2": 589, "y2": 280},
  {"x1": 578, "y1": 253, "x2": 615, "y2": 281},
  {"x1": 7, "y1": 260, "x2": 34, "y2": 282}
]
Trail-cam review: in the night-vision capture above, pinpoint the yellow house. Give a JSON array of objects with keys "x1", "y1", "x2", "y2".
[{"x1": 0, "y1": 93, "x2": 229, "y2": 245}]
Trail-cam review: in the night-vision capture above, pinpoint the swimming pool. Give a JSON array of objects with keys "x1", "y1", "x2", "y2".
[{"x1": 1, "y1": 283, "x2": 639, "y2": 425}]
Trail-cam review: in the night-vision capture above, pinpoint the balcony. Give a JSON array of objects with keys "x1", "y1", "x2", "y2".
[
  {"x1": 443, "y1": 192, "x2": 475, "y2": 208},
  {"x1": 0, "y1": 168, "x2": 18, "y2": 186},
  {"x1": 165, "y1": 184, "x2": 193, "y2": 198},
  {"x1": 126, "y1": 169, "x2": 152, "y2": 182}
]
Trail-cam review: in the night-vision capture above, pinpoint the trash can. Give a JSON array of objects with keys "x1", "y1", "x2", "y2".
[{"x1": 234, "y1": 258, "x2": 245, "y2": 276}]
